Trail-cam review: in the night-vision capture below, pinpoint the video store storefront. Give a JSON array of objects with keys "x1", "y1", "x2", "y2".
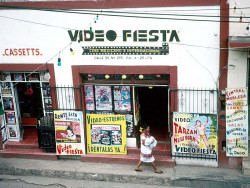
[{"x1": 0, "y1": 6, "x2": 222, "y2": 164}]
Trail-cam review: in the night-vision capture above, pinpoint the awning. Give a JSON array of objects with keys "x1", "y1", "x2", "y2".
[{"x1": 229, "y1": 36, "x2": 250, "y2": 48}]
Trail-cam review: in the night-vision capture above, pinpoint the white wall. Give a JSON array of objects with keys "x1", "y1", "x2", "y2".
[
  {"x1": 0, "y1": 6, "x2": 220, "y2": 89},
  {"x1": 227, "y1": 50, "x2": 248, "y2": 88},
  {"x1": 228, "y1": 0, "x2": 249, "y2": 88}
]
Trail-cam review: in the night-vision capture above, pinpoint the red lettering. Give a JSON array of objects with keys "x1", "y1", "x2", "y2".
[
  {"x1": 56, "y1": 145, "x2": 62, "y2": 154},
  {"x1": 10, "y1": 49, "x2": 14, "y2": 56},
  {"x1": 18, "y1": 49, "x2": 22, "y2": 55},
  {"x1": 178, "y1": 127, "x2": 183, "y2": 134},
  {"x1": 174, "y1": 122, "x2": 179, "y2": 134},
  {"x1": 183, "y1": 127, "x2": 186, "y2": 134},
  {"x1": 26, "y1": 48, "x2": 30, "y2": 56},
  {"x1": 13, "y1": 49, "x2": 18, "y2": 56},
  {"x1": 4, "y1": 49, "x2": 9, "y2": 56},
  {"x1": 174, "y1": 137, "x2": 178, "y2": 143},
  {"x1": 31, "y1": 48, "x2": 35, "y2": 55},
  {"x1": 35, "y1": 49, "x2": 40, "y2": 56}
]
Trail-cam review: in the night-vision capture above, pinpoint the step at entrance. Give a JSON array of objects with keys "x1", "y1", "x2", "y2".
[
  {"x1": 0, "y1": 148, "x2": 58, "y2": 160},
  {"x1": 0, "y1": 127, "x2": 57, "y2": 160}
]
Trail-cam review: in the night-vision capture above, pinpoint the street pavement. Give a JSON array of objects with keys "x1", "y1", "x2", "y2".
[
  {"x1": 0, "y1": 175, "x2": 184, "y2": 188},
  {"x1": 0, "y1": 158, "x2": 250, "y2": 188}
]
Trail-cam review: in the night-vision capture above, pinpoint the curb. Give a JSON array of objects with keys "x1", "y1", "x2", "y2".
[{"x1": 1, "y1": 166, "x2": 250, "y2": 187}]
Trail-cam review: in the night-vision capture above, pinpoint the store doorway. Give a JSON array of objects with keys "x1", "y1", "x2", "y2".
[
  {"x1": 16, "y1": 83, "x2": 43, "y2": 127},
  {"x1": 137, "y1": 87, "x2": 169, "y2": 141}
]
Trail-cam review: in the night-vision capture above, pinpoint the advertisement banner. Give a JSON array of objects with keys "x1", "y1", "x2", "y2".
[
  {"x1": 86, "y1": 114, "x2": 127, "y2": 154},
  {"x1": 54, "y1": 111, "x2": 85, "y2": 155},
  {"x1": 173, "y1": 112, "x2": 217, "y2": 156},
  {"x1": 226, "y1": 88, "x2": 248, "y2": 157}
]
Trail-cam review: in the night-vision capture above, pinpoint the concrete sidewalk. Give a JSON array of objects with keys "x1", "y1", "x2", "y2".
[{"x1": 0, "y1": 158, "x2": 250, "y2": 188}]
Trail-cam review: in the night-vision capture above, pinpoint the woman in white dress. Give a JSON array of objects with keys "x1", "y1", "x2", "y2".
[{"x1": 135, "y1": 123, "x2": 163, "y2": 174}]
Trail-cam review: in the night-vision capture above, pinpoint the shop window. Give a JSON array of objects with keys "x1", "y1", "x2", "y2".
[
  {"x1": 82, "y1": 74, "x2": 131, "y2": 81},
  {"x1": 134, "y1": 74, "x2": 169, "y2": 81},
  {"x1": 84, "y1": 85, "x2": 134, "y2": 138},
  {"x1": 11, "y1": 73, "x2": 25, "y2": 82},
  {"x1": 26, "y1": 73, "x2": 40, "y2": 81}
]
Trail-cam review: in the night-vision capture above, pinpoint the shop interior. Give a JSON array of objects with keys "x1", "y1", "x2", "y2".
[
  {"x1": 137, "y1": 87, "x2": 169, "y2": 141},
  {"x1": 16, "y1": 83, "x2": 44, "y2": 127}
]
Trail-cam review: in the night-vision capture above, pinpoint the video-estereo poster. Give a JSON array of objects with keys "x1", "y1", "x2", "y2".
[
  {"x1": 54, "y1": 111, "x2": 85, "y2": 155},
  {"x1": 173, "y1": 112, "x2": 218, "y2": 157},
  {"x1": 86, "y1": 114, "x2": 127, "y2": 154}
]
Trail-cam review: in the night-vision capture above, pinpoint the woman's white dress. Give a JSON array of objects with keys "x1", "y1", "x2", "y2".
[{"x1": 140, "y1": 133, "x2": 157, "y2": 163}]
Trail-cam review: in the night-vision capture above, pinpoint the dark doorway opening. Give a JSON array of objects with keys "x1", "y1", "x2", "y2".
[
  {"x1": 137, "y1": 87, "x2": 169, "y2": 141},
  {"x1": 16, "y1": 83, "x2": 43, "y2": 126}
]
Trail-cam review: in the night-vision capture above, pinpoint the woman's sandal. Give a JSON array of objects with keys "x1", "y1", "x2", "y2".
[
  {"x1": 154, "y1": 170, "x2": 163, "y2": 174},
  {"x1": 135, "y1": 168, "x2": 142, "y2": 172}
]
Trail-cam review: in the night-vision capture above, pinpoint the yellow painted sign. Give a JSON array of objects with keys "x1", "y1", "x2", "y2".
[{"x1": 86, "y1": 114, "x2": 127, "y2": 154}]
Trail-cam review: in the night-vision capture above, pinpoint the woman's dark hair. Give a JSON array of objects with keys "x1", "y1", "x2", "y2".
[
  {"x1": 67, "y1": 126, "x2": 73, "y2": 132},
  {"x1": 196, "y1": 120, "x2": 201, "y2": 124},
  {"x1": 142, "y1": 123, "x2": 150, "y2": 130}
]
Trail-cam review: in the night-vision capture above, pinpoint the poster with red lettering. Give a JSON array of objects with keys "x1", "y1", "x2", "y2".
[
  {"x1": 172, "y1": 112, "x2": 217, "y2": 157},
  {"x1": 54, "y1": 111, "x2": 85, "y2": 155},
  {"x1": 226, "y1": 88, "x2": 248, "y2": 157}
]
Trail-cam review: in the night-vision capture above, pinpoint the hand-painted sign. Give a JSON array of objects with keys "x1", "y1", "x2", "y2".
[
  {"x1": 173, "y1": 112, "x2": 217, "y2": 156},
  {"x1": 226, "y1": 88, "x2": 248, "y2": 157},
  {"x1": 86, "y1": 114, "x2": 127, "y2": 154},
  {"x1": 54, "y1": 111, "x2": 85, "y2": 155}
]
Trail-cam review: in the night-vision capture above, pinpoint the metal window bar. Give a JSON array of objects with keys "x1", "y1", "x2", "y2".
[
  {"x1": 36, "y1": 85, "x2": 82, "y2": 151},
  {"x1": 42, "y1": 85, "x2": 82, "y2": 112}
]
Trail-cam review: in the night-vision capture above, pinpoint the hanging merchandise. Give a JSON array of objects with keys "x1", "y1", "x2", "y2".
[{"x1": 26, "y1": 83, "x2": 33, "y2": 95}]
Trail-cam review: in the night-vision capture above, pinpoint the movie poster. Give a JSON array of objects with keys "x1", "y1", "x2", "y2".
[
  {"x1": 5, "y1": 112, "x2": 16, "y2": 124},
  {"x1": 86, "y1": 114, "x2": 127, "y2": 154},
  {"x1": 114, "y1": 86, "x2": 131, "y2": 111},
  {"x1": 134, "y1": 89, "x2": 140, "y2": 126},
  {"x1": 95, "y1": 86, "x2": 112, "y2": 111},
  {"x1": 0, "y1": 72, "x2": 11, "y2": 81},
  {"x1": 54, "y1": 111, "x2": 85, "y2": 155},
  {"x1": 126, "y1": 114, "x2": 134, "y2": 137},
  {"x1": 84, "y1": 85, "x2": 95, "y2": 111},
  {"x1": 3, "y1": 97, "x2": 14, "y2": 111},
  {"x1": 226, "y1": 88, "x2": 248, "y2": 157},
  {"x1": 1, "y1": 82, "x2": 12, "y2": 95},
  {"x1": 172, "y1": 112, "x2": 217, "y2": 156},
  {"x1": 8, "y1": 126, "x2": 17, "y2": 138}
]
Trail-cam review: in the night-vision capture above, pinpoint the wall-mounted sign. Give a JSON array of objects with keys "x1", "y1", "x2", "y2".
[
  {"x1": 172, "y1": 112, "x2": 218, "y2": 157},
  {"x1": 54, "y1": 111, "x2": 85, "y2": 155},
  {"x1": 226, "y1": 88, "x2": 248, "y2": 157},
  {"x1": 68, "y1": 29, "x2": 180, "y2": 43},
  {"x1": 82, "y1": 43, "x2": 169, "y2": 55},
  {"x1": 86, "y1": 114, "x2": 127, "y2": 154},
  {"x1": 2, "y1": 48, "x2": 42, "y2": 56}
]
